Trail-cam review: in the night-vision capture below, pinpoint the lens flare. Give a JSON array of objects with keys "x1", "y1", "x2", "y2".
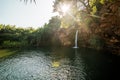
[{"x1": 61, "y1": 4, "x2": 70, "y2": 13}]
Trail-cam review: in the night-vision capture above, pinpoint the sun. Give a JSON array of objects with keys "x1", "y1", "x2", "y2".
[{"x1": 61, "y1": 4, "x2": 70, "y2": 14}]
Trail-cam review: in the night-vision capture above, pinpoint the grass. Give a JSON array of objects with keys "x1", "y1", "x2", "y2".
[{"x1": 0, "y1": 49, "x2": 16, "y2": 58}]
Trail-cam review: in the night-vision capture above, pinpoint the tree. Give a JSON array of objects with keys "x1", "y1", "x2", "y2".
[{"x1": 20, "y1": 0, "x2": 36, "y2": 4}]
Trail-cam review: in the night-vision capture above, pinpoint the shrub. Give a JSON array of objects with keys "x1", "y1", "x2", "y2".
[
  {"x1": 2, "y1": 40, "x2": 28, "y2": 48},
  {"x1": 89, "y1": 35, "x2": 105, "y2": 49}
]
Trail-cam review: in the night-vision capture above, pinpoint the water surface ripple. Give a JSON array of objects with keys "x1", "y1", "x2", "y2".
[{"x1": 0, "y1": 48, "x2": 116, "y2": 80}]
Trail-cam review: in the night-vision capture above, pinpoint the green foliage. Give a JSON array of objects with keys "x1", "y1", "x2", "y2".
[
  {"x1": 0, "y1": 49, "x2": 16, "y2": 58},
  {"x1": 20, "y1": 0, "x2": 36, "y2": 4},
  {"x1": 2, "y1": 40, "x2": 28, "y2": 48},
  {"x1": 100, "y1": 0, "x2": 105, "y2": 4},
  {"x1": 53, "y1": 0, "x2": 103, "y2": 28},
  {"x1": 91, "y1": 6, "x2": 97, "y2": 15},
  {"x1": 0, "y1": 24, "x2": 32, "y2": 48},
  {"x1": 89, "y1": 35, "x2": 105, "y2": 49},
  {"x1": 0, "y1": 16, "x2": 61, "y2": 48},
  {"x1": 0, "y1": 0, "x2": 118, "y2": 52}
]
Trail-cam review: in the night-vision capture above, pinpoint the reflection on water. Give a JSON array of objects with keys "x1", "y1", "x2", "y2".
[
  {"x1": 0, "y1": 47, "x2": 115, "y2": 80},
  {"x1": 52, "y1": 61, "x2": 60, "y2": 67},
  {"x1": 50, "y1": 48, "x2": 86, "y2": 80}
]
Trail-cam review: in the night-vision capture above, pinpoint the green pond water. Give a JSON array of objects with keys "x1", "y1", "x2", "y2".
[{"x1": 0, "y1": 47, "x2": 119, "y2": 80}]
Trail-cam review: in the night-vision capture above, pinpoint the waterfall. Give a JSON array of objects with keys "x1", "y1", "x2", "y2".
[{"x1": 73, "y1": 30, "x2": 78, "y2": 48}]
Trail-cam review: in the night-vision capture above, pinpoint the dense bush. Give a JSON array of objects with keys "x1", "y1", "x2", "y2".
[
  {"x1": 2, "y1": 41, "x2": 28, "y2": 48},
  {"x1": 0, "y1": 16, "x2": 61, "y2": 48},
  {"x1": 89, "y1": 35, "x2": 105, "y2": 49}
]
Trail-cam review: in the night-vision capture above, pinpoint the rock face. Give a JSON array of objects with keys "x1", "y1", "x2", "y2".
[{"x1": 99, "y1": 0, "x2": 120, "y2": 55}]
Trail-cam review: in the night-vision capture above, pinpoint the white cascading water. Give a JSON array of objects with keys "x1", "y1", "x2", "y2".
[{"x1": 73, "y1": 30, "x2": 78, "y2": 48}]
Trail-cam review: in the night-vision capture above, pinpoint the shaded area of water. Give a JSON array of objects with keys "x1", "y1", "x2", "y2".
[{"x1": 0, "y1": 47, "x2": 119, "y2": 80}]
